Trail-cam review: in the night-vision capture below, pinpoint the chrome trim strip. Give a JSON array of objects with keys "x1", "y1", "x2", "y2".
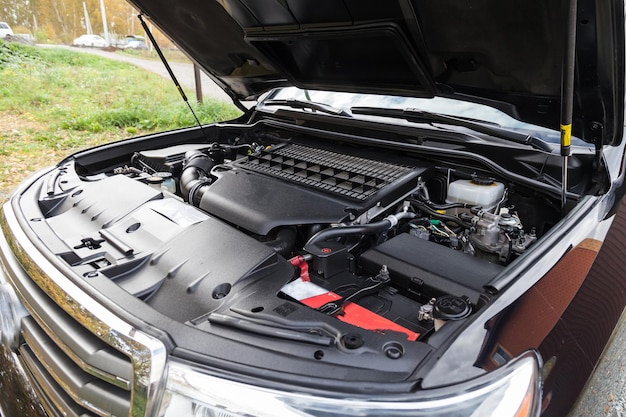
[
  {"x1": 10, "y1": 274, "x2": 131, "y2": 390},
  {"x1": 1, "y1": 202, "x2": 167, "y2": 417},
  {"x1": 20, "y1": 344, "x2": 89, "y2": 417},
  {"x1": 22, "y1": 320, "x2": 128, "y2": 417}
]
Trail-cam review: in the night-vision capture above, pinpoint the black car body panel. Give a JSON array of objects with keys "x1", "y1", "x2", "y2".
[{"x1": 2, "y1": 1, "x2": 626, "y2": 417}]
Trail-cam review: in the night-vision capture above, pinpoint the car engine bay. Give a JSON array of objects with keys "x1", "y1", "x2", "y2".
[{"x1": 21, "y1": 116, "x2": 574, "y2": 362}]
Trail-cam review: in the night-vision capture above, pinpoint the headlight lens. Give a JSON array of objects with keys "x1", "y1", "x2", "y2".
[{"x1": 157, "y1": 351, "x2": 541, "y2": 417}]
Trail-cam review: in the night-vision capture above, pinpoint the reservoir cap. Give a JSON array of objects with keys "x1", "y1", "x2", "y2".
[{"x1": 433, "y1": 295, "x2": 472, "y2": 321}]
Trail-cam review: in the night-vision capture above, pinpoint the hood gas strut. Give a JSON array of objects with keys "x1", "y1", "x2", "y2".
[
  {"x1": 560, "y1": 0, "x2": 577, "y2": 211},
  {"x1": 138, "y1": 14, "x2": 210, "y2": 141}
]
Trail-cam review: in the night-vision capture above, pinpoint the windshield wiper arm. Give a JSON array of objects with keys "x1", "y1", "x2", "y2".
[
  {"x1": 208, "y1": 312, "x2": 333, "y2": 346},
  {"x1": 351, "y1": 106, "x2": 553, "y2": 152},
  {"x1": 262, "y1": 99, "x2": 352, "y2": 117}
]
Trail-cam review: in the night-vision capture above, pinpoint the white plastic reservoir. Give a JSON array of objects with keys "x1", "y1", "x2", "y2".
[{"x1": 446, "y1": 178, "x2": 505, "y2": 212}]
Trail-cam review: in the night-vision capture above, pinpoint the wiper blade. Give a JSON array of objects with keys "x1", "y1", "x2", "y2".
[
  {"x1": 208, "y1": 312, "x2": 333, "y2": 346},
  {"x1": 351, "y1": 106, "x2": 553, "y2": 152},
  {"x1": 262, "y1": 99, "x2": 352, "y2": 117}
]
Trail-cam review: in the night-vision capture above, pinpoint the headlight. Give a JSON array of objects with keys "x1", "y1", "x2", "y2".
[{"x1": 157, "y1": 351, "x2": 541, "y2": 417}]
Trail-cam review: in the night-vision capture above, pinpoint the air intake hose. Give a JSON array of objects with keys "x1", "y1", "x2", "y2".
[{"x1": 180, "y1": 150, "x2": 214, "y2": 206}]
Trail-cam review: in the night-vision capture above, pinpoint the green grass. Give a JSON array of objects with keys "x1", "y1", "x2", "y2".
[
  {"x1": 0, "y1": 42, "x2": 241, "y2": 133},
  {"x1": 0, "y1": 41, "x2": 242, "y2": 196}
]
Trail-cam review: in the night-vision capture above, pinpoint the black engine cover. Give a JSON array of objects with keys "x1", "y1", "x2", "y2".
[{"x1": 199, "y1": 143, "x2": 429, "y2": 235}]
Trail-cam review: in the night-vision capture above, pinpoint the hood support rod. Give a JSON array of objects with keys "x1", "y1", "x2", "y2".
[
  {"x1": 560, "y1": 0, "x2": 578, "y2": 211},
  {"x1": 137, "y1": 14, "x2": 211, "y2": 141}
]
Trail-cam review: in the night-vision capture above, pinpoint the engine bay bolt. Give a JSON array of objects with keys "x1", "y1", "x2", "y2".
[
  {"x1": 342, "y1": 333, "x2": 364, "y2": 349},
  {"x1": 379, "y1": 265, "x2": 389, "y2": 277},
  {"x1": 384, "y1": 343, "x2": 404, "y2": 359},
  {"x1": 418, "y1": 298, "x2": 436, "y2": 321}
]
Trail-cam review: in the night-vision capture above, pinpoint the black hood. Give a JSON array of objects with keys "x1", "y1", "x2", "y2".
[{"x1": 128, "y1": 0, "x2": 624, "y2": 146}]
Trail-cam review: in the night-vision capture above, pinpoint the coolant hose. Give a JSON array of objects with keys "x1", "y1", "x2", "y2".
[
  {"x1": 305, "y1": 212, "x2": 415, "y2": 247},
  {"x1": 415, "y1": 195, "x2": 469, "y2": 211},
  {"x1": 180, "y1": 150, "x2": 214, "y2": 206},
  {"x1": 410, "y1": 198, "x2": 472, "y2": 229}
]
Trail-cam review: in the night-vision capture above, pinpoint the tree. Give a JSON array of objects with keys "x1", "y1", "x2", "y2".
[
  {"x1": 1, "y1": 0, "x2": 172, "y2": 45},
  {"x1": 0, "y1": 0, "x2": 33, "y2": 28}
]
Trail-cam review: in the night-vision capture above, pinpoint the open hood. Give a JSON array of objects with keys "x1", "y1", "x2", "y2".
[{"x1": 128, "y1": 0, "x2": 624, "y2": 146}]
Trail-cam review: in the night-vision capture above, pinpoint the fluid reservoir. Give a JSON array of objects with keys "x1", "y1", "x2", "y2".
[
  {"x1": 433, "y1": 295, "x2": 472, "y2": 331},
  {"x1": 446, "y1": 177, "x2": 505, "y2": 212}
]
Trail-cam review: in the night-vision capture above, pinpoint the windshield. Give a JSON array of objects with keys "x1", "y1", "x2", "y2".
[{"x1": 264, "y1": 87, "x2": 586, "y2": 147}]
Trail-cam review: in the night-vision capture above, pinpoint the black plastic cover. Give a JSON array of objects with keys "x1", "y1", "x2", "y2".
[
  {"x1": 360, "y1": 233, "x2": 503, "y2": 304},
  {"x1": 108, "y1": 216, "x2": 295, "y2": 322}
]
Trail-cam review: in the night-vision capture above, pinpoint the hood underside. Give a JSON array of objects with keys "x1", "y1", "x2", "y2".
[{"x1": 128, "y1": 0, "x2": 624, "y2": 145}]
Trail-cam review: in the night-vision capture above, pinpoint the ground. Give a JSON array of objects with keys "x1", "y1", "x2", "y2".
[
  {"x1": 0, "y1": 112, "x2": 121, "y2": 201},
  {"x1": 0, "y1": 112, "x2": 52, "y2": 200},
  {"x1": 570, "y1": 309, "x2": 626, "y2": 417}
]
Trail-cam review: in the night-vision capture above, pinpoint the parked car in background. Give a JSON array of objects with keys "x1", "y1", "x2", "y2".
[
  {"x1": 123, "y1": 39, "x2": 148, "y2": 50},
  {"x1": 14, "y1": 33, "x2": 35, "y2": 43},
  {"x1": 72, "y1": 34, "x2": 108, "y2": 48},
  {"x1": 1, "y1": 1, "x2": 626, "y2": 417},
  {"x1": 0, "y1": 22, "x2": 13, "y2": 38}
]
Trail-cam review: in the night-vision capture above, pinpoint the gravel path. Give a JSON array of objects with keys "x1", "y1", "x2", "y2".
[{"x1": 37, "y1": 45, "x2": 232, "y2": 103}]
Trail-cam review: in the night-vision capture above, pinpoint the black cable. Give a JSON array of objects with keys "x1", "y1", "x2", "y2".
[
  {"x1": 414, "y1": 194, "x2": 469, "y2": 211},
  {"x1": 505, "y1": 234, "x2": 513, "y2": 264}
]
